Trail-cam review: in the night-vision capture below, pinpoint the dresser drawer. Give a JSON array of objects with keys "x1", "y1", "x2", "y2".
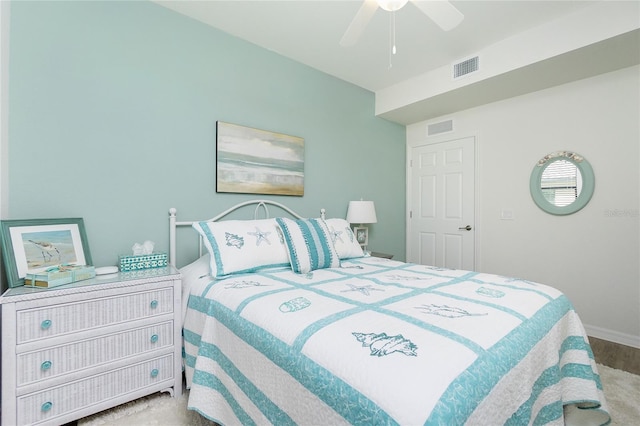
[
  {"x1": 17, "y1": 321, "x2": 174, "y2": 387},
  {"x1": 17, "y1": 354, "x2": 174, "y2": 426},
  {"x1": 16, "y1": 287, "x2": 173, "y2": 344}
]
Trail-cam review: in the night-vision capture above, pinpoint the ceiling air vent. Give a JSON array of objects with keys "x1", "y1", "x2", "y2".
[
  {"x1": 453, "y1": 56, "x2": 479, "y2": 79},
  {"x1": 427, "y1": 119, "x2": 453, "y2": 136}
]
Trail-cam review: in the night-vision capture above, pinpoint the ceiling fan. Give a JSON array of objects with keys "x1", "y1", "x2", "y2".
[{"x1": 340, "y1": 0, "x2": 464, "y2": 47}]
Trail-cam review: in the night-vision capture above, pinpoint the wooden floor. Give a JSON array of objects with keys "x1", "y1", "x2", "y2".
[{"x1": 589, "y1": 336, "x2": 640, "y2": 375}]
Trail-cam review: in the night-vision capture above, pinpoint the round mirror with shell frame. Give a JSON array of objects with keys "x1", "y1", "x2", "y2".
[{"x1": 530, "y1": 151, "x2": 595, "y2": 215}]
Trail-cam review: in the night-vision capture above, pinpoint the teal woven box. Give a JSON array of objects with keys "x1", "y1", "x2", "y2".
[{"x1": 119, "y1": 253, "x2": 168, "y2": 272}]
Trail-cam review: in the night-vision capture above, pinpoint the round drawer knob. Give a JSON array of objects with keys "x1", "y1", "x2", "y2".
[
  {"x1": 41, "y1": 319, "x2": 52, "y2": 330},
  {"x1": 150, "y1": 334, "x2": 159, "y2": 343},
  {"x1": 41, "y1": 401, "x2": 53, "y2": 412},
  {"x1": 150, "y1": 300, "x2": 158, "y2": 309},
  {"x1": 150, "y1": 368, "x2": 159, "y2": 378},
  {"x1": 41, "y1": 360, "x2": 52, "y2": 371}
]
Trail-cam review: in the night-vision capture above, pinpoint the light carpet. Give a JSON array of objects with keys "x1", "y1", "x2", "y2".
[{"x1": 79, "y1": 364, "x2": 639, "y2": 425}]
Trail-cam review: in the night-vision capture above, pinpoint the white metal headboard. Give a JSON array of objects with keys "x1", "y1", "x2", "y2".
[{"x1": 168, "y1": 199, "x2": 326, "y2": 266}]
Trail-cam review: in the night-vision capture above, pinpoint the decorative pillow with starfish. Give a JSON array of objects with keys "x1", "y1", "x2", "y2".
[
  {"x1": 323, "y1": 218, "x2": 364, "y2": 259},
  {"x1": 192, "y1": 218, "x2": 291, "y2": 278}
]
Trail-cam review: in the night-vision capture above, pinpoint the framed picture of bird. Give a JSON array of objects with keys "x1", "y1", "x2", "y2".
[{"x1": 0, "y1": 218, "x2": 92, "y2": 288}]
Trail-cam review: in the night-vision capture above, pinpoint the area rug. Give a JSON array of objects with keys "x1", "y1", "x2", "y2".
[{"x1": 79, "y1": 364, "x2": 639, "y2": 425}]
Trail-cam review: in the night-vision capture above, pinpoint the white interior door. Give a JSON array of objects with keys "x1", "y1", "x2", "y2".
[{"x1": 408, "y1": 137, "x2": 475, "y2": 270}]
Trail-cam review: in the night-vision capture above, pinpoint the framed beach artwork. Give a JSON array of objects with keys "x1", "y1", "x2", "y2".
[
  {"x1": 216, "y1": 121, "x2": 305, "y2": 196},
  {"x1": 0, "y1": 218, "x2": 92, "y2": 288}
]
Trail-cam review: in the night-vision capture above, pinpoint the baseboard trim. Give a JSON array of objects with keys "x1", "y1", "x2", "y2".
[{"x1": 584, "y1": 324, "x2": 640, "y2": 349}]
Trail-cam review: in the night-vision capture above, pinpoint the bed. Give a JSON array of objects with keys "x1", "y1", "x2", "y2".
[{"x1": 170, "y1": 200, "x2": 610, "y2": 425}]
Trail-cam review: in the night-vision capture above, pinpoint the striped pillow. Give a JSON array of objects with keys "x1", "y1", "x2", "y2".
[{"x1": 276, "y1": 217, "x2": 340, "y2": 274}]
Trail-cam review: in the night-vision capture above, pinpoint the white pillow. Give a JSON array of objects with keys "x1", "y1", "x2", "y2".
[
  {"x1": 324, "y1": 218, "x2": 364, "y2": 259},
  {"x1": 179, "y1": 253, "x2": 211, "y2": 285},
  {"x1": 275, "y1": 217, "x2": 340, "y2": 274},
  {"x1": 178, "y1": 254, "x2": 211, "y2": 326},
  {"x1": 192, "y1": 219, "x2": 290, "y2": 278}
]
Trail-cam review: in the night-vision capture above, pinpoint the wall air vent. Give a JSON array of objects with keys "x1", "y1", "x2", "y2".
[
  {"x1": 427, "y1": 119, "x2": 453, "y2": 136},
  {"x1": 453, "y1": 56, "x2": 479, "y2": 79}
]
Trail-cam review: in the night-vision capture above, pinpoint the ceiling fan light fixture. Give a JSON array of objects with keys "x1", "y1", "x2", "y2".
[
  {"x1": 377, "y1": 0, "x2": 408, "y2": 12},
  {"x1": 340, "y1": 0, "x2": 463, "y2": 48}
]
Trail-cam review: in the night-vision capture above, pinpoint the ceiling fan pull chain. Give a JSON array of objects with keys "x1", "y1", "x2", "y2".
[
  {"x1": 392, "y1": 10, "x2": 397, "y2": 55},
  {"x1": 388, "y1": 10, "x2": 397, "y2": 69}
]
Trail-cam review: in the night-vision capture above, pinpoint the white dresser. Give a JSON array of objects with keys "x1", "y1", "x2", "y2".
[{"x1": 0, "y1": 267, "x2": 182, "y2": 426}]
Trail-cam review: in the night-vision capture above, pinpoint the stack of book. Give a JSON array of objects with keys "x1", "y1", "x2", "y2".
[{"x1": 25, "y1": 264, "x2": 96, "y2": 288}]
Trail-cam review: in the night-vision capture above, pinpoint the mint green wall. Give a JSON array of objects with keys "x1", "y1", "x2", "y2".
[{"x1": 7, "y1": 1, "x2": 405, "y2": 269}]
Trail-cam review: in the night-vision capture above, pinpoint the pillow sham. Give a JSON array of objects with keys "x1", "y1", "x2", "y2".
[
  {"x1": 276, "y1": 217, "x2": 340, "y2": 274},
  {"x1": 192, "y1": 218, "x2": 290, "y2": 278},
  {"x1": 179, "y1": 254, "x2": 211, "y2": 326},
  {"x1": 324, "y1": 218, "x2": 364, "y2": 259},
  {"x1": 179, "y1": 253, "x2": 211, "y2": 285}
]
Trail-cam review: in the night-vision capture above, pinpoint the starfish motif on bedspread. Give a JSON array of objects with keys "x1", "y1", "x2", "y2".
[
  {"x1": 247, "y1": 227, "x2": 271, "y2": 246},
  {"x1": 353, "y1": 332, "x2": 418, "y2": 357},
  {"x1": 224, "y1": 280, "x2": 269, "y2": 289},
  {"x1": 415, "y1": 304, "x2": 487, "y2": 318},
  {"x1": 341, "y1": 283, "x2": 383, "y2": 296}
]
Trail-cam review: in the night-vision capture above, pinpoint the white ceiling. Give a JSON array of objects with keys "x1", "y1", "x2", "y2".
[{"x1": 154, "y1": 0, "x2": 596, "y2": 93}]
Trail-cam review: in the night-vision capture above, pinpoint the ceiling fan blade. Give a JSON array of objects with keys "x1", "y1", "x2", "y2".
[
  {"x1": 411, "y1": 0, "x2": 464, "y2": 31},
  {"x1": 340, "y1": 0, "x2": 379, "y2": 47}
]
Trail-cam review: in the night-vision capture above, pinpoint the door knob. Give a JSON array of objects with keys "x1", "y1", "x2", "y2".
[{"x1": 459, "y1": 225, "x2": 472, "y2": 231}]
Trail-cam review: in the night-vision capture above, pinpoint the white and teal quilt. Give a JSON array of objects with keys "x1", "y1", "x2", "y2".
[{"x1": 182, "y1": 257, "x2": 610, "y2": 425}]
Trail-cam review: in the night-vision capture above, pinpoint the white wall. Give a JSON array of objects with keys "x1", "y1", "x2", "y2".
[
  {"x1": 378, "y1": 1, "x2": 639, "y2": 124},
  {"x1": 407, "y1": 66, "x2": 640, "y2": 348}
]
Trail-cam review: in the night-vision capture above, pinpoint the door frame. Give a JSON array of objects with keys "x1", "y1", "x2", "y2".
[{"x1": 405, "y1": 133, "x2": 480, "y2": 269}]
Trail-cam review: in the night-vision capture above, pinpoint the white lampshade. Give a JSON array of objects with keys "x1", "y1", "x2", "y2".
[{"x1": 346, "y1": 200, "x2": 377, "y2": 224}]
